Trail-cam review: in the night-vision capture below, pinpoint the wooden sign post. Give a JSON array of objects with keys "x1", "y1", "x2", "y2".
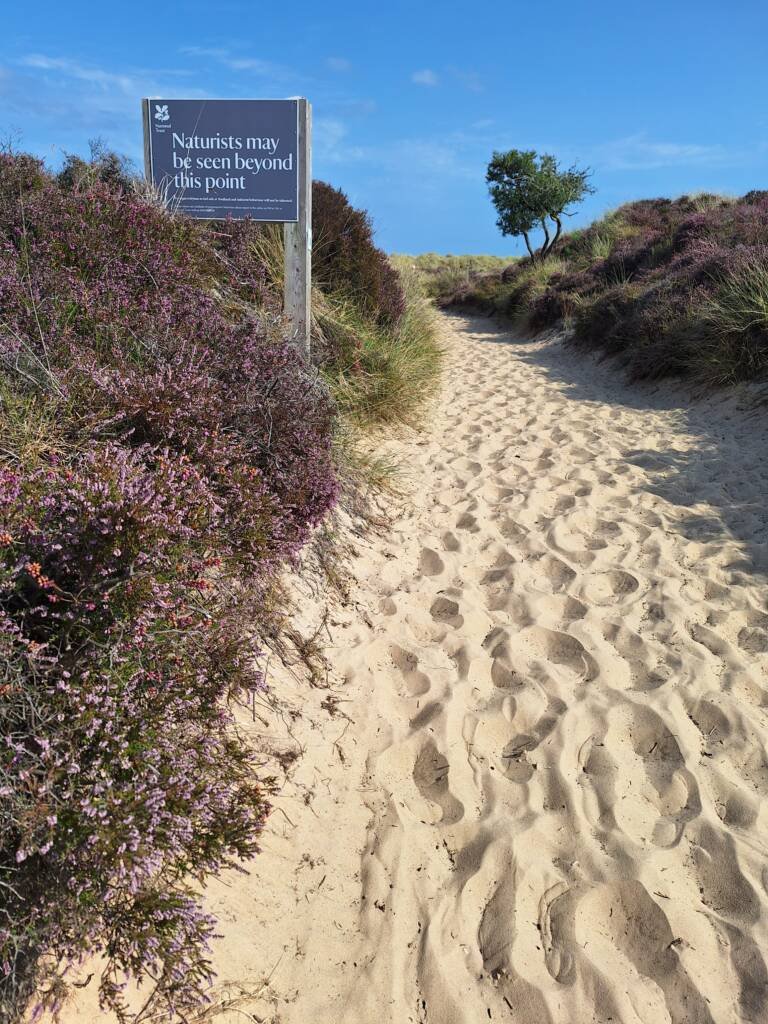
[
  {"x1": 142, "y1": 96, "x2": 312, "y2": 358},
  {"x1": 282, "y1": 99, "x2": 312, "y2": 357}
]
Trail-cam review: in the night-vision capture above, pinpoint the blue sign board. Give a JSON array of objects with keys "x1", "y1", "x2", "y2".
[{"x1": 143, "y1": 98, "x2": 299, "y2": 221}]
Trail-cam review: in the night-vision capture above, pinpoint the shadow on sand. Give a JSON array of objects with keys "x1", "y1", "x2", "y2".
[{"x1": 450, "y1": 312, "x2": 768, "y2": 588}]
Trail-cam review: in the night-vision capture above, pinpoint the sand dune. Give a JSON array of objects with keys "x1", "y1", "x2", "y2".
[{"x1": 60, "y1": 313, "x2": 768, "y2": 1024}]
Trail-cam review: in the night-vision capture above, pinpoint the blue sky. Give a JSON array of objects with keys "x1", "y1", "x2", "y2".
[{"x1": 2, "y1": 0, "x2": 767, "y2": 254}]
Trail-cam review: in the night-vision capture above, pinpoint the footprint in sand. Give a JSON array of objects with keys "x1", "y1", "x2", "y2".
[
  {"x1": 441, "y1": 530, "x2": 461, "y2": 552},
  {"x1": 521, "y1": 626, "x2": 599, "y2": 682},
  {"x1": 531, "y1": 489, "x2": 576, "y2": 519},
  {"x1": 529, "y1": 553, "x2": 577, "y2": 594},
  {"x1": 689, "y1": 621, "x2": 738, "y2": 661},
  {"x1": 478, "y1": 871, "x2": 517, "y2": 974},
  {"x1": 720, "y1": 919, "x2": 768, "y2": 1023},
  {"x1": 481, "y1": 482, "x2": 517, "y2": 505},
  {"x1": 690, "y1": 822, "x2": 761, "y2": 924},
  {"x1": 567, "y1": 446, "x2": 595, "y2": 466},
  {"x1": 708, "y1": 769, "x2": 761, "y2": 830},
  {"x1": 574, "y1": 881, "x2": 716, "y2": 1023},
  {"x1": 539, "y1": 881, "x2": 578, "y2": 985},
  {"x1": 449, "y1": 456, "x2": 482, "y2": 477},
  {"x1": 726, "y1": 668, "x2": 768, "y2": 713},
  {"x1": 500, "y1": 696, "x2": 567, "y2": 783},
  {"x1": 482, "y1": 624, "x2": 598, "y2": 689},
  {"x1": 464, "y1": 680, "x2": 568, "y2": 785},
  {"x1": 430, "y1": 594, "x2": 464, "y2": 628},
  {"x1": 602, "y1": 621, "x2": 678, "y2": 691},
  {"x1": 418, "y1": 547, "x2": 445, "y2": 577},
  {"x1": 552, "y1": 594, "x2": 589, "y2": 626},
  {"x1": 479, "y1": 560, "x2": 521, "y2": 613},
  {"x1": 497, "y1": 517, "x2": 529, "y2": 544},
  {"x1": 688, "y1": 694, "x2": 768, "y2": 796},
  {"x1": 456, "y1": 511, "x2": 480, "y2": 532},
  {"x1": 581, "y1": 701, "x2": 700, "y2": 848},
  {"x1": 389, "y1": 644, "x2": 431, "y2": 697},
  {"x1": 482, "y1": 628, "x2": 524, "y2": 690},
  {"x1": 580, "y1": 569, "x2": 640, "y2": 606},
  {"x1": 412, "y1": 740, "x2": 464, "y2": 824},
  {"x1": 737, "y1": 610, "x2": 768, "y2": 654}
]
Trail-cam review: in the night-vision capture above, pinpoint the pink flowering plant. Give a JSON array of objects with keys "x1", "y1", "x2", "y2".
[{"x1": 0, "y1": 153, "x2": 339, "y2": 1021}]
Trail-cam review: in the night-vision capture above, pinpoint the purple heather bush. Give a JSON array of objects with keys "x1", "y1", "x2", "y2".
[
  {"x1": 312, "y1": 180, "x2": 405, "y2": 327},
  {"x1": 439, "y1": 191, "x2": 768, "y2": 387},
  {"x1": 0, "y1": 152, "x2": 340, "y2": 1021}
]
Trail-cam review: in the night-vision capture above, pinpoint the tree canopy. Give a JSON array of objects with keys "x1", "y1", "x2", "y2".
[{"x1": 486, "y1": 149, "x2": 594, "y2": 261}]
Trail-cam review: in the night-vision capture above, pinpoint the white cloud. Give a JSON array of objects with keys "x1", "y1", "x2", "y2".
[
  {"x1": 450, "y1": 68, "x2": 483, "y2": 93},
  {"x1": 19, "y1": 55, "x2": 138, "y2": 94},
  {"x1": 225, "y1": 57, "x2": 280, "y2": 74},
  {"x1": 411, "y1": 69, "x2": 439, "y2": 87},
  {"x1": 179, "y1": 46, "x2": 296, "y2": 83},
  {"x1": 315, "y1": 117, "x2": 348, "y2": 154},
  {"x1": 178, "y1": 46, "x2": 228, "y2": 60},
  {"x1": 329, "y1": 97, "x2": 377, "y2": 116},
  {"x1": 317, "y1": 129, "x2": 480, "y2": 184},
  {"x1": 326, "y1": 57, "x2": 351, "y2": 72},
  {"x1": 8, "y1": 55, "x2": 206, "y2": 159},
  {"x1": 591, "y1": 134, "x2": 732, "y2": 171}
]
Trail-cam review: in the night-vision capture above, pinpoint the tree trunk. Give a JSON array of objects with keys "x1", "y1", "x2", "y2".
[
  {"x1": 522, "y1": 231, "x2": 536, "y2": 263},
  {"x1": 540, "y1": 218, "x2": 551, "y2": 259},
  {"x1": 551, "y1": 215, "x2": 563, "y2": 251}
]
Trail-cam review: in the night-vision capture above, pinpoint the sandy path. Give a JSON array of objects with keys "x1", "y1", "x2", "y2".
[{"x1": 61, "y1": 313, "x2": 768, "y2": 1024}]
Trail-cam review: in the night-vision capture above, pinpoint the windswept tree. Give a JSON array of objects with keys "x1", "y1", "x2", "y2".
[{"x1": 487, "y1": 149, "x2": 594, "y2": 262}]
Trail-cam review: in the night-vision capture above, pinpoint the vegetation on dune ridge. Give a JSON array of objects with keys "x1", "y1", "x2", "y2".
[
  {"x1": 0, "y1": 149, "x2": 439, "y2": 1022},
  {"x1": 434, "y1": 190, "x2": 768, "y2": 390},
  {"x1": 390, "y1": 253, "x2": 512, "y2": 300}
]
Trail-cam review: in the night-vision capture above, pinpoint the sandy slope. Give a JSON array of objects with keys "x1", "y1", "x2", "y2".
[{"x1": 61, "y1": 313, "x2": 768, "y2": 1024}]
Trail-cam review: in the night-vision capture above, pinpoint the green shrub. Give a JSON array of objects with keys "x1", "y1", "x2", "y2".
[{"x1": 57, "y1": 139, "x2": 136, "y2": 194}]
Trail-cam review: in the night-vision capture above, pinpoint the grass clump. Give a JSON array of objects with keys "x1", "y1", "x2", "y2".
[
  {"x1": 319, "y1": 266, "x2": 440, "y2": 427},
  {"x1": 251, "y1": 191, "x2": 443, "y2": 432},
  {"x1": 703, "y1": 250, "x2": 768, "y2": 337}
]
